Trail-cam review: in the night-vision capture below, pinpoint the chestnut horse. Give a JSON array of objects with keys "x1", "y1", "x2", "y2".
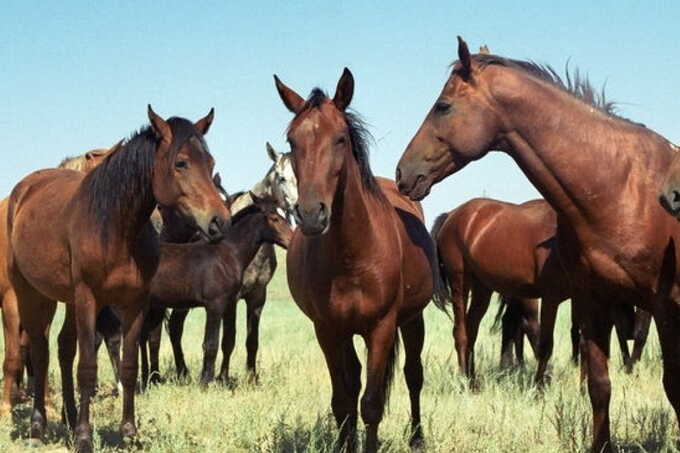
[
  {"x1": 396, "y1": 38, "x2": 679, "y2": 452},
  {"x1": 6, "y1": 106, "x2": 229, "y2": 452},
  {"x1": 1, "y1": 141, "x2": 120, "y2": 417},
  {"x1": 275, "y1": 68, "x2": 445, "y2": 452},
  {"x1": 432, "y1": 198, "x2": 651, "y2": 385}
]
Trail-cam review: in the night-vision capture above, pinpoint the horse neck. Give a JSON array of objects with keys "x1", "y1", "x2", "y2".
[
  {"x1": 222, "y1": 212, "x2": 266, "y2": 266},
  {"x1": 325, "y1": 151, "x2": 387, "y2": 255},
  {"x1": 251, "y1": 177, "x2": 271, "y2": 198},
  {"x1": 499, "y1": 76, "x2": 672, "y2": 230}
]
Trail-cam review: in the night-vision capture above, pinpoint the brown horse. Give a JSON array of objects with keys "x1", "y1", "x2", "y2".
[
  {"x1": 275, "y1": 68, "x2": 445, "y2": 452},
  {"x1": 432, "y1": 197, "x2": 651, "y2": 386},
  {"x1": 396, "y1": 38, "x2": 680, "y2": 452},
  {"x1": 139, "y1": 194, "x2": 292, "y2": 386},
  {"x1": 1, "y1": 141, "x2": 121, "y2": 417},
  {"x1": 7, "y1": 106, "x2": 229, "y2": 452}
]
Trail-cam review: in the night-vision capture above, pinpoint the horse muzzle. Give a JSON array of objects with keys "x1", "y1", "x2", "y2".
[{"x1": 294, "y1": 202, "x2": 329, "y2": 236}]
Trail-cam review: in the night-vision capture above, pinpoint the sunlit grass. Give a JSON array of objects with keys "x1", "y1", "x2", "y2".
[{"x1": 0, "y1": 250, "x2": 676, "y2": 452}]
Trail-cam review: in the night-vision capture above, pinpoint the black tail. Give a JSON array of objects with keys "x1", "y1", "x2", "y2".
[
  {"x1": 430, "y1": 212, "x2": 452, "y2": 316},
  {"x1": 491, "y1": 295, "x2": 511, "y2": 333}
]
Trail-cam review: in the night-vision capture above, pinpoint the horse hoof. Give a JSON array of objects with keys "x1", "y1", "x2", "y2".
[
  {"x1": 75, "y1": 434, "x2": 93, "y2": 453},
  {"x1": 30, "y1": 414, "x2": 46, "y2": 439},
  {"x1": 120, "y1": 420, "x2": 137, "y2": 438},
  {"x1": 409, "y1": 433, "x2": 425, "y2": 451}
]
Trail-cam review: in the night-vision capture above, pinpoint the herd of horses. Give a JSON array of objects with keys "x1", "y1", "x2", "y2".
[{"x1": 2, "y1": 37, "x2": 680, "y2": 453}]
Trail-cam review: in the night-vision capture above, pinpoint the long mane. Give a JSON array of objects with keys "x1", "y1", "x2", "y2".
[{"x1": 466, "y1": 54, "x2": 645, "y2": 127}]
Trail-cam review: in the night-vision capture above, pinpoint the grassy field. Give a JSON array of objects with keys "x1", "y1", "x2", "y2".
[{"x1": 0, "y1": 250, "x2": 677, "y2": 452}]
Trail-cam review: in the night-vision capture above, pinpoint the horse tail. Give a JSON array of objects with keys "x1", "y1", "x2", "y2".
[
  {"x1": 430, "y1": 212, "x2": 452, "y2": 316},
  {"x1": 492, "y1": 295, "x2": 510, "y2": 332}
]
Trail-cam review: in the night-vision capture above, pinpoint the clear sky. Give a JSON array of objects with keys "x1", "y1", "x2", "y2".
[{"x1": 2, "y1": 1, "x2": 679, "y2": 225}]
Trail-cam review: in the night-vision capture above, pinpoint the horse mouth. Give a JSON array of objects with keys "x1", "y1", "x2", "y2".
[{"x1": 399, "y1": 174, "x2": 432, "y2": 201}]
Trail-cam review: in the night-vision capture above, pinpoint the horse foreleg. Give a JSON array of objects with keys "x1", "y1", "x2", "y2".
[
  {"x1": 361, "y1": 319, "x2": 397, "y2": 453},
  {"x1": 400, "y1": 312, "x2": 425, "y2": 448},
  {"x1": 612, "y1": 304, "x2": 633, "y2": 373},
  {"x1": 119, "y1": 300, "x2": 148, "y2": 441},
  {"x1": 58, "y1": 303, "x2": 77, "y2": 430},
  {"x1": 168, "y1": 308, "x2": 190, "y2": 378},
  {"x1": 217, "y1": 299, "x2": 237, "y2": 385},
  {"x1": 582, "y1": 300, "x2": 613, "y2": 453},
  {"x1": 316, "y1": 327, "x2": 360, "y2": 453},
  {"x1": 147, "y1": 321, "x2": 162, "y2": 385},
  {"x1": 654, "y1": 303, "x2": 680, "y2": 450},
  {"x1": 244, "y1": 286, "x2": 266, "y2": 381},
  {"x1": 535, "y1": 297, "x2": 559, "y2": 388},
  {"x1": 199, "y1": 305, "x2": 222, "y2": 386},
  {"x1": 1, "y1": 290, "x2": 21, "y2": 417}
]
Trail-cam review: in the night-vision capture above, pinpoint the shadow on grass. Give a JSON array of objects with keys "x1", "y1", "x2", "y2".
[{"x1": 254, "y1": 413, "x2": 340, "y2": 453}]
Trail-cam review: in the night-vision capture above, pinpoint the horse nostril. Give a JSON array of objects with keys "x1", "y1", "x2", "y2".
[
  {"x1": 318, "y1": 202, "x2": 327, "y2": 217},
  {"x1": 208, "y1": 216, "x2": 223, "y2": 238},
  {"x1": 673, "y1": 190, "x2": 680, "y2": 204}
]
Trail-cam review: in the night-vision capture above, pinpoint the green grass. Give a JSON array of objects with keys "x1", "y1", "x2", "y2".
[{"x1": 1, "y1": 250, "x2": 677, "y2": 452}]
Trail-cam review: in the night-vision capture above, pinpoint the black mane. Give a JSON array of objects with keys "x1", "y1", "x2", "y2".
[
  {"x1": 293, "y1": 88, "x2": 383, "y2": 196},
  {"x1": 84, "y1": 117, "x2": 201, "y2": 243},
  {"x1": 467, "y1": 54, "x2": 645, "y2": 127}
]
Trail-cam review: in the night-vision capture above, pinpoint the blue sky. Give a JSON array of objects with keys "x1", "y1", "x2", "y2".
[{"x1": 2, "y1": 1, "x2": 679, "y2": 225}]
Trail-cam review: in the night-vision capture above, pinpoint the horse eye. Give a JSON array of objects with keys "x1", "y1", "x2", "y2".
[
  {"x1": 434, "y1": 101, "x2": 451, "y2": 114},
  {"x1": 175, "y1": 160, "x2": 188, "y2": 169},
  {"x1": 335, "y1": 136, "x2": 347, "y2": 146}
]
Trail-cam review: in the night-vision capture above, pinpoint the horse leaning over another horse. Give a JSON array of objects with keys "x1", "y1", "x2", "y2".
[
  {"x1": 396, "y1": 37, "x2": 679, "y2": 452},
  {"x1": 6, "y1": 106, "x2": 229, "y2": 452},
  {"x1": 275, "y1": 68, "x2": 446, "y2": 452}
]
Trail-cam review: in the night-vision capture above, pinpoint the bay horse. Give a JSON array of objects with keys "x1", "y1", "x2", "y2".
[
  {"x1": 1, "y1": 140, "x2": 122, "y2": 417},
  {"x1": 431, "y1": 197, "x2": 651, "y2": 385},
  {"x1": 6, "y1": 106, "x2": 229, "y2": 452},
  {"x1": 396, "y1": 38, "x2": 680, "y2": 452},
  {"x1": 275, "y1": 68, "x2": 445, "y2": 452},
  {"x1": 139, "y1": 194, "x2": 292, "y2": 386}
]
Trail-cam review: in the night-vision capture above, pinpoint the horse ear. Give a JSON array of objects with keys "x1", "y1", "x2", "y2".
[
  {"x1": 333, "y1": 67, "x2": 354, "y2": 111},
  {"x1": 213, "y1": 172, "x2": 222, "y2": 188},
  {"x1": 266, "y1": 142, "x2": 280, "y2": 162},
  {"x1": 274, "y1": 75, "x2": 305, "y2": 114},
  {"x1": 457, "y1": 36, "x2": 472, "y2": 80},
  {"x1": 195, "y1": 108, "x2": 215, "y2": 135},
  {"x1": 479, "y1": 44, "x2": 490, "y2": 55},
  {"x1": 148, "y1": 105, "x2": 172, "y2": 144}
]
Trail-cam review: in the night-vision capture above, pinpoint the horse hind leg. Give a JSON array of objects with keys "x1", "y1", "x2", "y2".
[
  {"x1": 217, "y1": 298, "x2": 238, "y2": 386},
  {"x1": 629, "y1": 308, "x2": 652, "y2": 370},
  {"x1": 1, "y1": 289, "x2": 22, "y2": 418},
  {"x1": 451, "y1": 272, "x2": 469, "y2": 375},
  {"x1": 13, "y1": 278, "x2": 57, "y2": 442},
  {"x1": 499, "y1": 297, "x2": 520, "y2": 369},
  {"x1": 466, "y1": 280, "x2": 492, "y2": 384},
  {"x1": 534, "y1": 297, "x2": 559, "y2": 389},
  {"x1": 401, "y1": 312, "x2": 425, "y2": 448}
]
